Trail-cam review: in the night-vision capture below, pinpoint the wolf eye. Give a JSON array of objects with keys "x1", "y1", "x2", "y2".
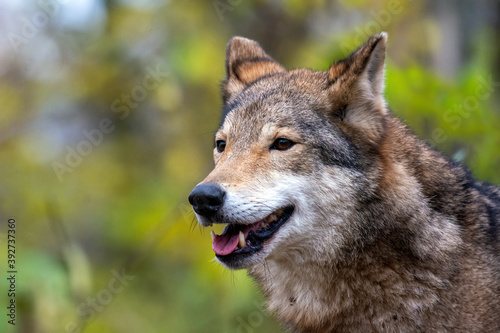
[
  {"x1": 216, "y1": 140, "x2": 226, "y2": 153},
  {"x1": 271, "y1": 138, "x2": 294, "y2": 151}
]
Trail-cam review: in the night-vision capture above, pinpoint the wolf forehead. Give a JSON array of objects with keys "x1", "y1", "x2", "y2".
[{"x1": 218, "y1": 70, "x2": 336, "y2": 136}]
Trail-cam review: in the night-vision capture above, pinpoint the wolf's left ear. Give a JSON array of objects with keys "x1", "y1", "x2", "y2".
[
  {"x1": 222, "y1": 37, "x2": 286, "y2": 104},
  {"x1": 328, "y1": 33, "x2": 388, "y2": 143}
]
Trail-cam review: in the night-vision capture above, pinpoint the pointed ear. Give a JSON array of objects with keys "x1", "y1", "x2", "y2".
[
  {"x1": 329, "y1": 32, "x2": 387, "y2": 96},
  {"x1": 222, "y1": 37, "x2": 286, "y2": 104},
  {"x1": 327, "y1": 33, "x2": 388, "y2": 143}
]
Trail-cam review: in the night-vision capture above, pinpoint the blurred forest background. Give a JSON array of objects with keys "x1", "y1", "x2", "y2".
[{"x1": 0, "y1": 0, "x2": 499, "y2": 332}]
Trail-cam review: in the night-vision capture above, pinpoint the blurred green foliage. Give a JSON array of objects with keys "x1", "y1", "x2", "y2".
[{"x1": 0, "y1": 0, "x2": 499, "y2": 332}]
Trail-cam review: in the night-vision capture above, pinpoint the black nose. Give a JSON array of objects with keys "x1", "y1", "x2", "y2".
[{"x1": 188, "y1": 183, "x2": 225, "y2": 218}]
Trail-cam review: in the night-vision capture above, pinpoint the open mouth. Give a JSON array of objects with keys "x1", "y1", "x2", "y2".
[{"x1": 211, "y1": 206, "x2": 294, "y2": 260}]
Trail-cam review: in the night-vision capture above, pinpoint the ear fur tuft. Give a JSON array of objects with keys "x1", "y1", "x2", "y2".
[
  {"x1": 222, "y1": 37, "x2": 285, "y2": 104},
  {"x1": 328, "y1": 33, "x2": 388, "y2": 143},
  {"x1": 328, "y1": 32, "x2": 387, "y2": 95}
]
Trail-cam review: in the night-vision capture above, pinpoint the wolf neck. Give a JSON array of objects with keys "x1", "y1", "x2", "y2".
[
  {"x1": 248, "y1": 115, "x2": 468, "y2": 332},
  {"x1": 379, "y1": 115, "x2": 470, "y2": 219},
  {"x1": 249, "y1": 240, "x2": 460, "y2": 331}
]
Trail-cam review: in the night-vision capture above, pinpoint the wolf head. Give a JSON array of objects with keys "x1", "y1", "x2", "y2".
[{"x1": 189, "y1": 33, "x2": 389, "y2": 270}]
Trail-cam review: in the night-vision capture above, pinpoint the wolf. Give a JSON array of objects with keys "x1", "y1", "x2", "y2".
[{"x1": 188, "y1": 33, "x2": 500, "y2": 332}]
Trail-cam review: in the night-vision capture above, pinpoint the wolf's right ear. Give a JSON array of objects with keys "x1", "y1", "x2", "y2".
[{"x1": 222, "y1": 37, "x2": 286, "y2": 104}]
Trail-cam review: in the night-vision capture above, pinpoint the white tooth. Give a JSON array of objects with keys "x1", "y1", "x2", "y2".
[
  {"x1": 210, "y1": 230, "x2": 215, "y2": 241},
  {"x1": 260, "y1": 222, "x2": 268, "y2": 229},
  {"x1": 238, "y1": 231, "x2": 246, "y2": 248},
  {"x1": 267, "y1": 214, "x2": 277, "y2": 223}
]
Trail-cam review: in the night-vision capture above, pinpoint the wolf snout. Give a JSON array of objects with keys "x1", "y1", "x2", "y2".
[{"x1": 188, "y1": 183, "x2": 225, "y2": 218}]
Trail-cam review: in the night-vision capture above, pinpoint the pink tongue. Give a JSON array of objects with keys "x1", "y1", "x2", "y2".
[
  {"x1": 212, "y1": 232, "x2": 239, "y2": 256},
  {"x1": 212, "y1": 222, "x2": 261, "y2": 256}
]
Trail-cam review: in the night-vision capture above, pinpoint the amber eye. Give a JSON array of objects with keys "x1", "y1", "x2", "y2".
[
  {"x1": 216, "y1": 140, "x2": 226, "y2": 153},
  {"x1": 271, "y1": 138, "x2": 294, "y2": 151}
]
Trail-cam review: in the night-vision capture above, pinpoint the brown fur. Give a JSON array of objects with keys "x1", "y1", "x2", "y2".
[{"x1": 193, "y1": 33, "x2": 500, "y2": 332}]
